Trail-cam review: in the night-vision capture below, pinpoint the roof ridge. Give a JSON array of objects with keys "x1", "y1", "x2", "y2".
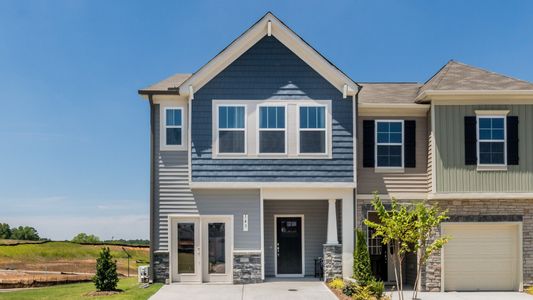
[{"x1": 451, "y1": 60, "x2": 533, "y2": 86}]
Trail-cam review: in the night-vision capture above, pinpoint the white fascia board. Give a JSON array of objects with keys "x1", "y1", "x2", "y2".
[
  {"x1": 417, "y1": 90, "x2": 533, "y2": 102},
  {"x1": 190, "y1": 182, "x2": 357, "y2": 189},
  {"x1": 178, "y1": 13, "x2": 358, "y2": 98}
]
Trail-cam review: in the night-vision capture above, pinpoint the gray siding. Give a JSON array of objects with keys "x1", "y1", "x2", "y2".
[
  {"x1": 153, "y1": 104, "x2": 197, "y2": 251},
  {"x1": 191, "y1": 36, "x2": 354, "y2": 182},
  {"x1": 357, "y1": 116, "x2": 429, "y2": 194},
  {"x1": 434, "y1": 105, "x2": 533, "y2": 192},
  {"x1": 264, "y1": 200, "x2": 341, "y2": 276},
  {"x1": 193, "y1": 189, "x2": 261, "y2": 250}
]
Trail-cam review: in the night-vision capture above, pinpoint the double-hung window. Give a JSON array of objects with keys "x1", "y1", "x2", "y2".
[
  {"x1": 375, "y1": 120, "x2": 403, "y2": 168},
  {"x1": 258, "y1": 106, "x2": 286, "y2": 153},
  {"x1": 218, "y1": 106, "x2": 246, "y2": 153},
  {"x1": 299, "y1": 106, "x2": 326, "y2": 154},
  {"x1": 477, "y1": 116, "x2": 506, "y2": 165},
  {"x1": 165, "y1": 108, "x2": 183, "y2": 146}
]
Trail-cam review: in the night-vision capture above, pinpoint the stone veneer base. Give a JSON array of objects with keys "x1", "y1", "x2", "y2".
[
  {"x1": 323, "y1": 244, "x2": 342, "y2": 281},
  {"x1": 233, "y1": 252, "x2": 262, "y2": 284},
  {"x1": 153, "y1": 252, "x2": 169, "y2": 283}
]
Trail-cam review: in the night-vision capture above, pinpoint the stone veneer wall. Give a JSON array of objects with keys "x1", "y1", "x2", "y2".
[
  {"x1": 357, "y1": 198, "x2": 533, "y2": 292},
  {"x1": 233, "y1": 252, "x2": 262, "y2": 284},
  {"x1": 153, "y1": 252, "x2": 169, "y2": 283},
  {"x1": 323, "y1": 244, "x2": 342, "y2": 281}
]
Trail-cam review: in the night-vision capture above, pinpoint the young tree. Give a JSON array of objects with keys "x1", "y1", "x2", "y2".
[
  {"x1": 411, "y1": 201, "x2": 450, "y2": 300},
  {"x1": 72, "y1": 233, "x2": 101, "y2": 243},
  {"x1": 94, "y1": 247, "x2": 119, "y2": 291},
  {"x1": 353, "y1": 229, "x2": 374, "y2": 285},
  {"x1": 10, "y1": 226, "x2": 39, "y2": 241},
  {"x1": 364, "y1": 195, "x2": 418, "y2": 300},
  {"x1": 0, "y1": 223, "x2": 11, "y2": 239}
]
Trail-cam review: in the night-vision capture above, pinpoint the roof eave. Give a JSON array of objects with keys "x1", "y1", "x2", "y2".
[{"x1": 416, "y1": 90, "x2": 533, "y2": 103}]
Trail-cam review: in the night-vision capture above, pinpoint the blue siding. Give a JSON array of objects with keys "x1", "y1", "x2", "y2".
[{"x1": 191, "y1": 36, "x2": 353, "y2": 182}]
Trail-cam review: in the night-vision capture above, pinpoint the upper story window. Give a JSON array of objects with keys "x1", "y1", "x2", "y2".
[
  {"x1": 165, "y1": 108, "x2": 183, "y2": 146},
  {"x1": 299, "y1": 106, "x2": 326, "y2": 154},
  {"x1": 477, "y1": 116, "x2": 506, "y2": 165},
  {"x1": 375, "y1": 120, "x2": 403, "y2": 168},
  {"x1": 258, "y1": 106, "x2": 286, "y2": 153},
  {"x1": 218, "y1": 105, "x2": 246, "y2": 154}
]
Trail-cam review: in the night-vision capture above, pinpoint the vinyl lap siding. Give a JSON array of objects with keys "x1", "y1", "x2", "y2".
[
  {"x1": 153, "y1": 105, "x2": 197, "y2": 251},
  {"x1": 435, "y1": 105, "x2": 533, "y2": 192},
  {"x1": 263, "y1": 200, "x2": 341, "y2": 276},
  {"x1": 191, "y1": 36, "x2": 353, "y2": 182},
  {"x1": 357, "y1": 116, "x2": 428, "y2": 194}
]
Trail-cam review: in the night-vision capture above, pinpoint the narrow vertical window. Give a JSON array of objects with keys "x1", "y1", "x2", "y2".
[
  {"x1": 208, "y1": 223, "x2": 226, "y2": 274},
  {"x1": 375, "y1": 120, "x2": 403, "y2": 168},
  {"x1": 299, "y1": 106, "x2": 326, "y2": 153},
  {"x1": 259, "y1": 106, "x2": 286, "y2": 153},
  {"x1": 218, "y1": 106, "x2": 246, "y2": 153},
  {"x1": 477, "y1": 116, "x2": 506, "y2": 165},
  {"x1": 177, "y1": 223, "x2": 195, "y2": 274},
  {"x1": 165, "y1": 108, "x2": 183, "y2": 146}
]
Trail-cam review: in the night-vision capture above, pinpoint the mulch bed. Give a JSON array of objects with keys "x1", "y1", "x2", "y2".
[
  {"x1": 84, "y1": 290, "x2": 123, "y2": 297},
  {"x1": 327, "y1": 285, "x2": 352, "y2": 300}
]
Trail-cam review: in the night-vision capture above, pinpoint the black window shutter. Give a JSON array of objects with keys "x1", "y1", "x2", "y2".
[
  {"x1": 507, "y1": 116, "x2": 519, "y2": 165},
  {"x1": 363, "y1": 120, "x2": 375, "y2": 167},
  {"x1": 404, "y1": 120, "x2": 416, "y2": 168},
  {"x1": 464, "y1": 116, "x2": 477, "y2": 165}
]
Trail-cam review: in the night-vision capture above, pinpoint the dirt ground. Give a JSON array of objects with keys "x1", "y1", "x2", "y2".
[
  {"x1": 0, "y1": 270, "x2": 93, "y2": 288},
  {"x1": 0, "y1": 258, "x2": 139, "y2": 276}
]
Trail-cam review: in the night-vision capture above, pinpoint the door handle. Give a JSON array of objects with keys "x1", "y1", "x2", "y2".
[{"x1": 276, "y1": 243, "x2": 280, "y2": 257}]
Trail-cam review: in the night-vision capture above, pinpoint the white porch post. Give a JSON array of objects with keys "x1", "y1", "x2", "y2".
[
  {"x1": 342, "y1": 191, "x2": 354, "y2": 277},
  {"x1": 326, "y1": 199, "x2": 339, "y2": 245}
]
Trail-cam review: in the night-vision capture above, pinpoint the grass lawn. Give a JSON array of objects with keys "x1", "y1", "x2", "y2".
[{"x1": 0, "y1": 277, "x2": 163, "y2": 300}]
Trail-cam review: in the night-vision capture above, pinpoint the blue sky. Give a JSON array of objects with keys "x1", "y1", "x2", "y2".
[{"x1": 1, "y1": 1, "x2": 532, "y2": 240}]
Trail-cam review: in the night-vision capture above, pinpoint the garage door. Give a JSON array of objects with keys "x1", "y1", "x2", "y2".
[{"x1": 442, "y1": 223, "x2": 520, "y2": 291}]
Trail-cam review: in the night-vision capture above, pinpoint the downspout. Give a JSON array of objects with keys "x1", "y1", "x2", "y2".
[
  {"x1": 353, "y1": 85, "x2": 362, "y2": 236},
  {"x1": 148, "y1": 95, "x2": 155, "y2": 282}
]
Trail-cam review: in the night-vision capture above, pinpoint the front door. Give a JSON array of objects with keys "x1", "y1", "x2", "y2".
[
  {"x1": 276, "y1": 216, "x2": 303, "y2": 276},
  {"x1": 202, "y1": 217, "x2": 232, "y2": 283},
  {"x1": 367, "y1": 212, "x2": 388, "y2": 282},
  {"x1": 171, "y1": 218, "x2": 201, "y2": 282}
]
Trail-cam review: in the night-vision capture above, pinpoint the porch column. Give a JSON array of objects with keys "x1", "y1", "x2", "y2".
[
  {"x1": 341, "y1": 191, "x2": 354, "y2": 278},
  {"x1": 326, "y1": 199, "x2": 338, "y2": 245}
]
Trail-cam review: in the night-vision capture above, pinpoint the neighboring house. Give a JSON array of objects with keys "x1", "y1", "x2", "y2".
[{"x1": 138, "y1": 12, "x2": 533, "y2": 292}]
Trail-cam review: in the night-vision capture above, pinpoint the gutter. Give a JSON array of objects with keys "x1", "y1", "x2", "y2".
[{"x1": 148, "y1": 96, "x2": 155, "y2": 282}]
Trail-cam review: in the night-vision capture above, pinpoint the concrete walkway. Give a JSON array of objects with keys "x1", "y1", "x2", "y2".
[{"x1": 149, "y1": 280, "x2": 337, "y2": 300}]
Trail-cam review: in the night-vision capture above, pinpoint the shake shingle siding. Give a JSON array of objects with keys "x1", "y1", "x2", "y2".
[{"x1": 191, "y1": 36, "x2": 354, "y2": 182}]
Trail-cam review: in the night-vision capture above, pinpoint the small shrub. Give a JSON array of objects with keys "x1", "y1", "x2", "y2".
[
  {"x1": 354, "y1": 229, "x2": 373, "y2": 285},
  {"x1": 526, "y1": 286, "x2": 533, "y2": 295},
  {"x1": 342, "y1": 282, "x2": 357, "y2": 296},
  {"x1": 93, "y1": 247, "x2": 119, "y2": 291},
  {"x1": 368, "y1": 280, "x2": 385, "y2": 298},
  {"x1": 328, "y1": 278, "x2": 345, "y2": 290},
  {"x1": 353, "y1": 284, "x2": 373, "y2": 300}
]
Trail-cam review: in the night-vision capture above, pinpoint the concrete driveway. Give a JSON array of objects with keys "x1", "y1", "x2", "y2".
[
  {"x1": 391, "y1": 290, "x2": 531, "y2": 300},
  {"x1": 149, "y1": 280, "x2": 336, "y2": 300}
]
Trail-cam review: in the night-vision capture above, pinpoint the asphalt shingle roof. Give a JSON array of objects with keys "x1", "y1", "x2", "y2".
[
  {"x1": 139, "y1": 73, "x2": 191, "y2": 93},
  {"x1": 358, "y1": 83, "x2": 422, "y2": 104}
]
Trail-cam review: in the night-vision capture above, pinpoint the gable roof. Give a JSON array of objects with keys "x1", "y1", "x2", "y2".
[
  {"x1": 358, "y1": 83, "x2": 422, "y2": 104},
  {"x1": 417, "y1": 60, "x2": 533, "y2": 102},
  {"x1": 139, "y1": 12, "x2": 360, "y2": 99},
  {"x1": 139, "y1": 73, "x2": 191, "y2": 95}
]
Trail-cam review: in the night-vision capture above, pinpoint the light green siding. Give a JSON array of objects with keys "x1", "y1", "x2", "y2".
[{"x1": 435, "y1": 104, "x2": 533, "y2": 192}]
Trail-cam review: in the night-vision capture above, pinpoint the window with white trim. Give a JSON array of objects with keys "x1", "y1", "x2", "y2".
[
  {"x1": 258, "y1": 106, "x2": 286, "y2": 153},
  {"x1": 165, "y1": 108, "x2": 183, "y2": 146},
  {"x1": 299, "y1": 106, "x2": 326, "y2": 154},
  {"x1": 375, "y1": 120, "x2": 403, "y2": 168},
  {"x1": 477, "y1": 116, "x2": 506, "y2": 165},
  {"x1": 218, "y1": 105, "x2": 246, "y2": 153}
]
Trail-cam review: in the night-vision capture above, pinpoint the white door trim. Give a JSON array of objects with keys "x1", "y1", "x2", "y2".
[
  {"x1": 274, "y1": 214, "x2": 305, "y2": 277},
  {"x1": 201, "y1": 215, "x2": 234, "y2": 283},
  {"x1": 169, "y1": 216, "x2": 201, "y2": 283},
  {"x1": 440, "y1": 221, "x2": 523, "y2": 292},
  {"x1": 168, "y1": 214, "x2": 234, "y2": 284}
]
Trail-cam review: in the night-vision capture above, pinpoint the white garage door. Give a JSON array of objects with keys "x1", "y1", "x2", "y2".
[{"x1": 442, "y1": 223, "x2": 521, "y2": 291}]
